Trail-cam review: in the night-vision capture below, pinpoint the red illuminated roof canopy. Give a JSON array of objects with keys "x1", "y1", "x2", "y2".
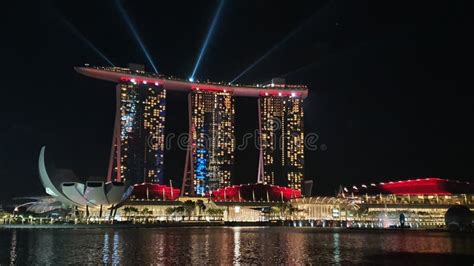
[
  {"x1": 131, "y1": 183, "x2": 180, "y2": 201},
  {"x1": 344, "y1": 177, "x2": 474, "y2": 195},
  {"x1": 209, "y1": 183, "x2": 301, "y2": 202}
]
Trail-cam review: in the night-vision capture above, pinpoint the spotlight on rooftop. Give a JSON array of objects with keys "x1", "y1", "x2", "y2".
[
  {"x1": 189, "y1": 0, "x2": 225, "y2": 81},
  {"x1": 115, "y1": 0, "x2": 158, "y2": 74},
  {"x1": 230, "y1": 5, "x2": 326, "y2": 84},
  {"x1": 62, "y1": 19, "x2": 115, "y2": 67}
]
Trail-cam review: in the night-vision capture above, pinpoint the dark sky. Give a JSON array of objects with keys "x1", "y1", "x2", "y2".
[{"x1": 1, "y1": 1, "x2": 473, "y2": 200}]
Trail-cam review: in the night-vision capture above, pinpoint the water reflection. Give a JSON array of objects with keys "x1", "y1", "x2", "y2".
[
  {"x1": 38, "y1": 231, "x2": 54, "y2": 263},
  {"x1": 102, "y1": 233, "x2": 109, "y2": 263},
  {"x1": 101, "y1": 231, "x2": 120, "y2": 264},
  {"x1": 233, "y1": 227, "x2": 241, "y2": 265},
  {"x1": 157, "y1": 229, "x2": 164, "y2": 258},
  {"x1": 333, "y1": 232, "x2": 341, "y2": 265},
  {"x1": 10, "y1": 230, "x2": 17, "y2": 265},
  {"x1": 1, "y1": 228, "x2": 472, "y2": 264},
  {"x1": 112, "y1": 232, "x2": 120, "y2": 265},
  {"x1": 204, "y1": 233, "x2": 209, "y2": 262},
  {"x1": 190, "y1": 231, "x2": 200, "y2": 263}
]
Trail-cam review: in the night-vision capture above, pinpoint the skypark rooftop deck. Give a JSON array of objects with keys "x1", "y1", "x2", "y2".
[{"x1": 75, "y1": 66, "x2": 308, "y2": 98}]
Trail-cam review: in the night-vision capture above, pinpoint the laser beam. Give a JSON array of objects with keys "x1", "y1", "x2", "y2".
[
  {"x1": 115, "y1": 0, "x2": 158, "y2": 73},
  {"x1": 278, "y1": 41, "x2": 368, "y2": 78},
  {"x1": 230, "y1": 2, "x2": 331, "y2": 84},
  {"x1": 62, "y1": 19, "x2": 115, "y2": 67},
  {"x1": 230, "y1": 29, "x2": 299, "y2": 84},
  {"x1": 189, "y1": 0, "x2": 225, "y2": 81},
  {"x1": 279, "y1": 60, "x2": 321, "y2": 79}
]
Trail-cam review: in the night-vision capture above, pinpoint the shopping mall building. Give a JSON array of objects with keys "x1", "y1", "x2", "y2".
[{"x1": 292, "y1": 177, "x2": 474, "y2": 228}]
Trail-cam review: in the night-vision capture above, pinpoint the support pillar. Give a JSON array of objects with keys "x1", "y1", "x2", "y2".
[{"x1": 181, "y1": 93, "x2": 195, "y2": 196}]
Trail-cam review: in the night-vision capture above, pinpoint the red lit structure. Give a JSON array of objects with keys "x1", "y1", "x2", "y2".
[
  {"x1": 130, "y1": 183, "x2": 180, "y2": 201},
  {"x1": 209, "y1": 183, "x2": 302, "y2": 202},
  {"x1": 75, "y1": 67, "x2": 308, "y2": 98},
  {"x1": 343, "y1": 177, "x2": 474, "y2": 196}
]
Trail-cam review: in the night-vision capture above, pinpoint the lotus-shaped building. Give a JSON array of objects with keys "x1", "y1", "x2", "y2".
[{"x1": 38, "y1": 146, "x2": 132, "y2": 209}]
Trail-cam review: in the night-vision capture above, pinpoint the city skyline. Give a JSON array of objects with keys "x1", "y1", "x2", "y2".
[
  {"x1": 77, "y1": 65, "x2": 308, "y2": 196},
  {"x1": 2, "y1": 1, "x2": 473, "y2": 201},
  {"x1": 1, "y1": 2, "x2": 473, "y2": 265}
]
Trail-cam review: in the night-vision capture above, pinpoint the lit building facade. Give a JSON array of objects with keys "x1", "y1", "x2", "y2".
[
  {"x1": 75, "y1": 66, "x2": 308, "y2": 194},
  {"x1": 258, "y1": 89, "x2": 305, "y2": 191},
  {"x1": 183, "y1": 89, "x2": 235, "y2": 195},
  {"x1": 108, "y1": 80, "x2": 166, "y2": 185},
  {"x1": 292, "y1": 178, "x2": 474, "y2": 228}
]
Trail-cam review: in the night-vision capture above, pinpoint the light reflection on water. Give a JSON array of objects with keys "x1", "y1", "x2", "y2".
[
  {"x1": 0, "y1": 227, "x2": 473, "y2": 265},
  {"x1": 102, "y1": 232, "x2": 109, "y2": 263},
  {"x1": 233, "y1": 227, "x2": 241, "y2": 265},
  {"x1": 112, "y1": 231, "x2": 120, "y2": 265},
  {"x1": 9, "y1": 230, "x2": 16, "y2": 265},
  {"x1": 333, "y1": 231, "x2": 341, "y2": 265}
]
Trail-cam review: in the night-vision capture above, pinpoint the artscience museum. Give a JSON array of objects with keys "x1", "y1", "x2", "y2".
[{"x1": 38, "y1": 146, "x2": 132, "y2": 213}]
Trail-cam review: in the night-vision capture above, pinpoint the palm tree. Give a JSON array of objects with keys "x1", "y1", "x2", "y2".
[
  {"x1": 1, "y1": 211, "x2": 11, "y2": 224},
  {"x1": 165, "y1": 207, "x2": 175, "y2": 221},
  {"x1": 141, "y1": 207, "x2": 152, "y2": 216},
  {"x1": 123, "y1": 207, "x2": 132, "y2": 220},
  {"x1": 183, "y1": 200, "x2": 196, "y2": 220},
  {"x1": 206, "y1": 208, "x2": 224, "y2": 220},
  {"x1": 130, "y1": 207, "x2": 139, "y2": 217},
  {"x1": 165, "y1": 207, "x2": 175, "y2": 215},
  {"x1": 206, "y1": 208, "x2": 215, "y2": 219},
  {"x1": 274, "y1": 202, "x2": 299, "y2": 220},
  {"x1": 276, "y1": 202, "x2": 288, "y2": 219},
  {"x1": 270, "y1": 207, "x2": 281, "y2": 220},
  {"x1": 196, "y1": 200, "x2": 206, "y2": 219},
  {"x1": 175, "y1": 206, "x2": 185, "y2": 220},
  {"x1": 287, "y1": 204, "x2": 297, "y2": 219},
  {"x1": 140, "y1": 208, "x2": 152, "y2": 223}
]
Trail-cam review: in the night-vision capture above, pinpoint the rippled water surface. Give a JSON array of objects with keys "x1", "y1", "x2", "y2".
[{"x1": 0, "y1": 227, "x2": 473, "y2": 265}]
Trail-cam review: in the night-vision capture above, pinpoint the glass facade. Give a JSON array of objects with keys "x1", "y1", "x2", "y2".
[
  {"x1": 108, "y1": 81, "x2": 166, "y2": 185},
  {"x1": 293, "y1": 194, "x2": 474, "y2": 228},
  {"x1": 189, "y1": 90, "x2": 235, "y2": 195},
  {"x1": 259, "y1": 95, "x2": 304, "y2": 191}
]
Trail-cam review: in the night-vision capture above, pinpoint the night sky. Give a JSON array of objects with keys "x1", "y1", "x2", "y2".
[{"x1": 1, "y1": 1, "x2": 473, "y2": 200}]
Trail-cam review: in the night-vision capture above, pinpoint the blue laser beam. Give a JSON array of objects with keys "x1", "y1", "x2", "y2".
[
  {"x1": 230, "y1": 2, "x2": 331, "y2": 84},
  {"x1": 278, "y1": 41, "x2": 368, "y2": 78},
  {"x1": 115, "y1": 0, "x2": 158, "y2": 73},
  {"x1": 279, "y1": 60, "x2": 321, "y2": 79},
  {"x1": 230, "y1": 29, "x2": 299, "y2": 84},
  {"x1": 189, "y1": 0, "x2": 225, "y2": 81},
  {"x1": 62, "y1": 19, "x2": 115, "y2": 67}
]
